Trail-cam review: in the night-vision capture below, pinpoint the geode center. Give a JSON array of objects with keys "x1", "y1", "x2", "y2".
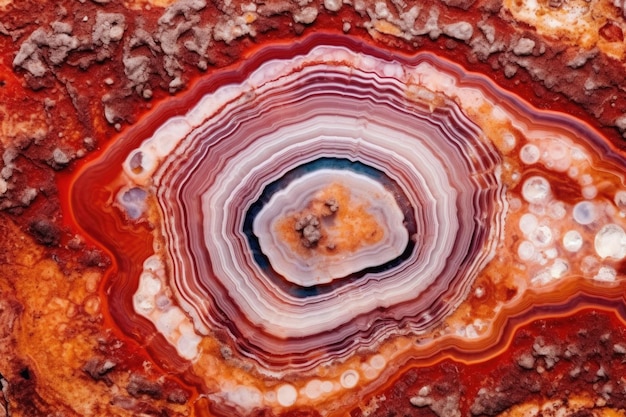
[{"x1": 254, "y1": 170, "x2": 408, "y2": 286}]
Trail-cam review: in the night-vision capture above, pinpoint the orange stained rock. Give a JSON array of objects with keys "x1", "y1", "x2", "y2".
[
  {"x1": 503, "y1": 0, "x2": 626, "y2": 60},
  {"x1": 274, "y1": 182, "x2": 385, "y2": 259}
]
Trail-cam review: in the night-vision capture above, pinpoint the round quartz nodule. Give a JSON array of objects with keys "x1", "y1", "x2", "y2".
[
  {"x1": 276, "y1": 384, "x2": 297, "y2": 407},
  {"x1": 522, "y1": 176, "x2": 551, "y2": 205},
  {"x1": 520, "y1": 144, "x2": 540, "y2": 164},
  {"x1": 573, "y1": 201, "x2": 596, "y2": 225},
  {"x1": 563, "y1": 230, "x2": 583, "y2": 252},
  {"x1": 253, "y1": 169, "x2": 409, "y2": 286},
  {"x1": 550, "y1": 259, "x2": 568, "y2": 278},
  {"x1": 340, "y1": 370, "x2": 359, "y2": 388},
  {"x1": 117, "y1": 187, "x2": 148, "y2": 220},
  {"x1": 595, "y1": 224, "x2": 626, "y2": 260},
  {"x1": 518, "y1": 241, "x2": 535, "y2": 261},
  {"x1": 305, "y1": 380, "x2": 323, "y2": 399},
  {"x1": 595, "y1": 266, "x2": 617, "y2": 282},
  {"x1": 519, "y1": 213, "x2": 538, "y2": 235}
]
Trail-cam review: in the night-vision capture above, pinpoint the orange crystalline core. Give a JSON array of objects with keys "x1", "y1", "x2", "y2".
[{"x1": 274, "y1": 182, "x2": 384, "y2": 260}]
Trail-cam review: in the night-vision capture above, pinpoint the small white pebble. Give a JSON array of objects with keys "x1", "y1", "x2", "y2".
[
  {"x1": 563, "y1": 230, "x2": 583, "y2": 252},
  {"x1": 324, "y1": 0, "x2": 342, "y2": 12},
  {"x1": 519, "y1": 213, "x2": 538, "y2": 235},
  {"x1": 550, "y1": 259, "x2": 568, "y2": 278},
  {"x1": 277, "y1": 384, "x2": 297, "y2": 407},
  {"x1": 595, "y1": 266, "x2": 617, "y2": 282},
  {"x1": 573, "y1": 201, "x2": 596, "y2": 225},
  {"x1": 52, "y1": 148, "x2": 70, "y2": 165},
  {"x1": 520, "y1": 144, "x2": 540, "y2": 164},
  {"x1": 518, "y1": 241, "x2": 535, "y2": 261},
  {"x1": 340, "y1": 370, "x2": 359, "y2": 388},
  {"x1": 370, "y1": 355, "x2": 386, "y2": 370},
  {"x1": 443, "y1": 21, "x2": 473, "y2": 41},
  {"x1": 530, "y1": 225, "x2": 553, "y2": 247},
  {"x1": 293, "y1": 6, "x2": 318, "y2": 24},
  {"x1": 474, "y1": 286, "x2": 484, "y2": 298},
  {"x1": 513, "y1": 37, "x2": 535, "y2": 55},
  {"x1": 582, "y1": 185, "x2": 598, "y2": 200},
  {"x1": 304, "y1": 380, "x2": 322, "y2": 400},
  {"x1": 595, "y1": 224, "x2": 626, "y2": 260},
  {"x1": 613, "y1": 344, "x2": 626, "y2": 354},
  {"x1": 522, "y1": 176, "x2": 551, "y2": 205}
]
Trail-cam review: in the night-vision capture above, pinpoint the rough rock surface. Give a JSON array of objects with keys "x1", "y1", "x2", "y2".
[{"x1": 2, "y1": 0, "x2": 626, "y2": 416}]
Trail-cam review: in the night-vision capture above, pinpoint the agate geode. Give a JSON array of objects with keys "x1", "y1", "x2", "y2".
[{"x1": 72, "y1": 35, "x2": 626, "y2": 413}]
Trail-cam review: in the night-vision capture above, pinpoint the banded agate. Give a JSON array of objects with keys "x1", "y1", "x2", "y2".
[
  {"x1": 75, "y1": 35, "x2": 626, "y2": 413},
  {"x1": 128, "y1": 41, "x2": 504, "y2": 365}
]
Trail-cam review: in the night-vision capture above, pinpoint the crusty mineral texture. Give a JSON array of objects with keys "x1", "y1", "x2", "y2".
[{"x1": 3, "y1": 0, "x2": 626, "y2": 416}]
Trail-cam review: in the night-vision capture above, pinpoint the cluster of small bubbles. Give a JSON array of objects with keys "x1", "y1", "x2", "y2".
[
  {"x1": 516, "y1": 178, "x2": 564, "y2": 272},
  {"x1": 513, "y1": 166, "x2": 599, "y2": 286},
  {"x1": 303, "y1": 379, "x2": 334, "y2": 400},
  {"x1": 514, "y1": 138, "x2": 625, "y2": 288},
  {"x1": 133, "y1": 256, "x2": 202, "y2": 360}
]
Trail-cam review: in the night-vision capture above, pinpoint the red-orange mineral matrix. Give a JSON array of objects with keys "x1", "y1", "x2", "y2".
[{"x1": 3, "y1": 1, "x2": 626, "y2": 417}]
